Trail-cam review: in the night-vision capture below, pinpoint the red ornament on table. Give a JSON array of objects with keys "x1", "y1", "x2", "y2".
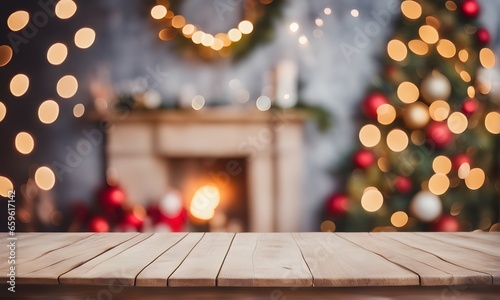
[
  {"x1": 452, "y1": 154, "x2": 471, "y2": 171},
  {"x1": 426, "y1": 121, "x2": 454, "y2": 149},
  {"x1": 394, "y1": 176, "x2": 413, "y2": 194},
  {"x1": 88, "y1": 216, "x2": 110, "y2": 232},
  {"x1": 326, "y1": 193, "x2": 349, "y2": 217},
  {"x1": 363, "y1": 92, "x2": 388, "y2": 119},
  {"x1": 433, "y1": 215, "x2": 460, "y2": 232},
  {"x1": 99, "y1": 185, "x2": 126, "y2": 214},
  {"x1": 461, "y1": 0, "x2": 480, "y2": 18},
  {"x1": 461, "y1": 98, "x2": 478, "y2": 116},
  {"x1": 353, "y1": 149, "x2": 376, "y2": 169},
  {"x1": 476, "y1": 28, "x2": 490, "y2": 45}
]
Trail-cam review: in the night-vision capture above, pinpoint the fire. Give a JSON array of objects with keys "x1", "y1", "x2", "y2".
[{"x1": 189, "y1": 185, "x2": 220, "y2": 221}]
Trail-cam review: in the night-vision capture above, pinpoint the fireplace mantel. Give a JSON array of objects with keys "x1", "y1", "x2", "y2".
[{"x1": 104, "y1": 108, "x2": 307, "y2": 232}]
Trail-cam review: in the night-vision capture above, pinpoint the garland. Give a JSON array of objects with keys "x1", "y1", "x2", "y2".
[{"x1": 151, "y1": 0, "x2": 284, "y2": 61}]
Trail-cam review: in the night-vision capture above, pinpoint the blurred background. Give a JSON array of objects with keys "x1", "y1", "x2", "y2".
[{"x1": 0, "y1": 0, "x2": 499, "y2": 233}]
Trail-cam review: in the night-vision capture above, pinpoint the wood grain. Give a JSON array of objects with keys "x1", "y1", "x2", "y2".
[
  {"x1": 293, "y1": 233, "x2": 419, "y2": 287},
  {"x1": 60, "y1": 233, "x2": 187, "y2": 286},
  {"x1": 365, "y1": 233, "x2": 490, "y2": 285},
  {"x1": 416, "y1": 232, "x2": 500, "y2": 258},
  {"x1": 382, "y1": 233, "x2": 500, "y2": 284},
  {"x1": 59, "y1": 233, "x2": 153, "y2": 285},
  {"x1": 136, "y1": 232, "x2": 204, "y2": 286},
  {"x1": 453, "y1": 232, "x2": 500, "y2": 244},
  {"x1": 218, "y1": 233, "x2": 312, "y2": 287},
  {"x1": 12, "y1": 233, "x2": 136, "y2": 284},
  {"x1": 168, "y1": 233, "x2": 234, "y2": 287}
]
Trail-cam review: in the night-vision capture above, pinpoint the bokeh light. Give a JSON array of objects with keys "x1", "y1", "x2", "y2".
[
  {"x1": 419, "y1": 25, "x2": 439, "y2": 44},
  {"x1": 0, "y1": 102, "x2": 6, "y2": 122},
  {"x1": 74, "y1": 27, "x2": 96, "y2": 49},
  {"x1": 0, "y1": 45, "x2": 13, "y2": 67},
  {"x1": 55, "y1": 0, "x2": 77, "y2": 19},
  {"x1": 10, "y1": 74, "x2": 30, "y2": 97},
  {"x1": 429, "y1": 100, "x2": 450, "y2": 121},
  {"x1": 436, "y1": 39, "x2": 456, "y2": 58},
  {"x1": 15, "y1": 132, "x2": 34, "y2": 154},
  {"x1": 359, "y1": 124, "x2": 381, "y2": 147},
  {"x1": 320, "y1": 220, "x2": 336, "y2": 232},
  {"x1": 401, "y1": 1, "x2": 422, "y2": 20},
  {"x1": 228, "y1": 29, "x2": 242, "y2": 42},
  {"x1": 73, "y1": 103, "x2": 85, "y2": 118},
  {"x1": 47, "y1": 43, "x2": 68, "y2": 65},
  {"x1": 387, "y1": 39, "x2": 407, "y2": 61},
  {"x1": 397, "y1": 81, "x2": 419, "y2": 103},
  {"x1": 377, "y1": 104, "x2": 396, "y2": 125},
  {"x1": 57, "y1": 75, "x2": 78, "y2": 98},
  {"x1": 256, "y1": 95, "x2": 271, "y2": 111},
  {"x1": 151, "y1": 5, "x2": 167, "y2": 19},
  {"x1": 428, "y1": 173, "x2": 450, "y2": 195},
  {"x1": 458, "y1": 49, "x2": 469, "y2": 62},
  {"x1": 433, "y1": 156, "x2": 452, "y2": 174},
  {"x1": 387, "y1": 129, "x2": 409, "y2": 152},
  {"x1": 7, "y1": 11, "x2": 29, "y2": 31},
  {"x1": 479, "y1": 48, "x2": 495, "y2": 69},
  {"x1": 408, "y1": 39, "x2": 428, "y2": 56},
  {"x1": 391, "y1": 211, "x2": 409, "y2": 227},
  {"x1": 447, "y1": 112, "x2": 468, "y2": 134},
  {"x1": 361, "y1": 188, "x2": 384, "y2": 212},
  {"x1": 238, "y1": 20, "x2": 253, "y2": 34},
  {"x1": 0, "y1": 176, "x2": 14, "y2": 197},
  {"x1": 191, "y1": 95, "x2": 205, "y2": 110},
  {"x1": 38, "y1": 100, "x2": 60, "y2": 124},
  {"x1": 485, "y1": 112, "x2": 500, "y2": 134},
  {"x1": 35, "y1": 166, "x2": 56, "y2": 191},
  {"x1": 465, "y1": 168, "x2": 485, "y2": 190}
]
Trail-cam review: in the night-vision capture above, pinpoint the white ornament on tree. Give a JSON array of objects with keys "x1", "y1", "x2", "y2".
[
  {"x1": 410, "y1": 191, "x2": 442, "y2": 222},
  {"x1": 159, "y1": 191, "x2": 183, "y2": 218},
  {"x1": 420, "y1": 71, "x2": 451, "y2": 103}
]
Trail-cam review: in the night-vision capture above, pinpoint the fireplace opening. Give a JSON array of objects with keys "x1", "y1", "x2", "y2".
[{"x1": 168, "y1": 157, "x2": 249, "y2": 232}]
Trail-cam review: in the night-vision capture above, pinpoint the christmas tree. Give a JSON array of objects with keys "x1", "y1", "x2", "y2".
[{"x1": 323, "y1": 0, "x2": 499, "y2": 232}]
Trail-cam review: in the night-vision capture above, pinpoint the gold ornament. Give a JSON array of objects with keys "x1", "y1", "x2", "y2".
[
  {"x1": 402, "y1": 101, "x2": 430, "y2": 129},
  {"x1": 420, "y1": 71, "x2": 451, "y2": 103}
]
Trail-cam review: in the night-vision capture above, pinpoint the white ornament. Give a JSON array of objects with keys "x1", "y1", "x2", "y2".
[
  {"x1": 410, "y1": 191, "x2": 442, "y2": 222},
  {"x1": 159, "y1": 191, "x2": 183, "y2": 218},
  {"x1": 143, "y1": 90, "x2": 162, "y2": 109},
  {"x1": 420, "y1": 71, "x2": 451, "y2": 103}
]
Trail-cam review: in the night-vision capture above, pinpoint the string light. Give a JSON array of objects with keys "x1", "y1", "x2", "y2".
[
  {"x1": 377, "y1": 104, "x2": 396, "y2": 125},
  {"x1": 38, "y1": 100, "x2": 60, "y2": 124},
  {"x1": 73, "y1": 103, "x2": 85, "y2": 118},
  {"x1": 408, "y1": 40, "x2": 428, "y2": 56},
  {"x1": 0, "y1": 102, "x2": 6, "y2": 122},
  {"x1": 0, "y1": 176, "x2": 14, "y2": 197},
  {"x1": 289, "y1": 22, "x2": 299, "y2": 32},
  {"x1": 436, "y1": 39, "x2": 456, "y2": 58},
  {"x1": 419, "y1": 25, "x2": 439, "y2": 44},
  {"x1": 0, "y1": 45, "x2": 13, "y2": 67},
  {"x1": 151, "y1": 5, "x2": 167, "y2": 20},
  {"x1": 350, "y1": 9, "x2": 359, "y2": 17},
  {"x1": 447, "y1": 112, "x2": 468, "y2": 134},
  {"x1": 55, "y1": 0, "x2": 77, "y2": 20},
  {"x1": 391, "y1": 211, "x2": 409, "y2": 227},
  {"x1": 428, "y1": 173, "x2": 450, "y2": 195},
  {"x1": 485, "y1": 112, "x2": 500, "y2": 134},
  {"x1": 479, "y1": 48, "x2": 495, "y2": 69},
  {"x1": 256, "y1": 95, "x2": 271, "y2": 111},
  {"x1": 7, "y1": 11, "x2": 29, "y2": 31},
  {"x1": 47, "y1": 43, "x2": 68, "y2": 65},
  {"x1": 361, "y1": 188, "x2": 383, "y2": 212},
  {"x1": 465, "y1": 168, "x2": 485, "y2": 190},
  {"x1": 10, "y1": 74, "x2": 30, "y2": 97},
  {"x1": 401, "y1": 1, "x2": 422, "y2": 20},
  {"x1": 433, "y1": 156, "x2": 452, "y2": 174},
  {"x1": 34, "y1": 166, "x2": 56, "y2": 191},
  {"x1": 315, "y1": 18, "x2": 323, "y2": 26},
  {"x1": 359, "y1": 124, "x2": 381, "y2": 147},
  {"x1": 397, "y1": 81, "x2": 419, "y2": 103},
  {"x1": 387, "y1": 39, "x2": 407, "y2": 61},
  {"x1": 191, "y1": 95, "x2": 205, "y2": 110},
  {"x1": 238, "y1": 20, "x2": 253, "y2": 34},
  {"x1": 74, "y1": 27, "x2": 96, "y2": 49},
  {"x1": 324, "y1": 8, "x2": 332, "y2": 15},
  {"x1": 15, "y1": 132, "x2": 34, "y2": 154},
  {"x1": 429, "y1": 100, "x2": 450, "y2": 121},
  {"x1": 57, "y1": 75, "x2": 78, "y2": 98},
  {"x1": 298, "y1": 35, "x2": 308, "y2": 45},
  {"x1": 387, "y1": 129, "x2": 408, "y2": 152}
]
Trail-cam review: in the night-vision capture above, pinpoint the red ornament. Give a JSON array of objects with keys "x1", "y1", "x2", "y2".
[
  {"x1": 476, "y1": 28, "x2": 490, "y2": 45},
  {"x1": 461, "y1": 0, "x2": 480, "y2": 18},
  {"x1": 353, "y1": 149, "x2": 376, "y2": 169},
  {"x1": 461, "y1": 98, "x2": 478, "y2": 116},
  {"x1": 433, "y1": 215, "x2": 460, "y2": 232},
  {"x1": 88, "y1": 216, "x2": 110, "y2": 232},
  {"x1": 363, "y1": 92, "x2": 388, "y2": 119},
  {"x1": 119, "y1": 211, "x2": 144, "y2": 231},
  {"x1": 158, "y1": 208, "x2": 187, "y2": 232},
  {"x1": 426, "y1": 121, "x2": 454, "y2": 149},
  {"x1": 394, "y1": 176, "x2": 413, "y2": 194},
  {"x1": 326, "y1": 194, "x2": 349, "y2": 217},
  {"x1": 99, "y1": 185, "x2": 126, "y2": 214},
  {"x1": 452, "y1": 154, "x2": 471, "y2": 171}
]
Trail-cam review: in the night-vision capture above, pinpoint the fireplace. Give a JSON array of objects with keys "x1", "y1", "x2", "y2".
[{"x1": 105, "y1": 108, "x2": 306, "y2": 232}]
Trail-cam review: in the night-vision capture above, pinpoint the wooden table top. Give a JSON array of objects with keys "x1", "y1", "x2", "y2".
[{"x1": 1, "y1": 232, "x2": 499, "y2": 288}]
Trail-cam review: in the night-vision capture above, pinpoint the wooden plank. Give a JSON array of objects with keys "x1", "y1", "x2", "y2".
[
  {"x1": 136, "y1": 233, "x2": 204, "y2": 286},
  {"x1": 60, "y1": 233, "x2": 187, "y2": 286},
  {"x1": 59, "y1": 233, "x2": 153, "y2": 285},
  {"x1": 382, "y1": 233, "x2": 500, "y2": 284},
  {"x1": 0, "y1": 233, "x2": 94, "y2": 276},
  {"x1": 168, "y1": 232, "x2": 234, "y2": 287},
  {"x1": 362, "y1": 233, "x2": 490, "y2": 285},
  {"x1": 12, "y1": 233, "x2": 137, "y2": 284},
  {"x1": 416, "y1": 232, "x2": 500, "y2": 258},
  {"x1": 218, "y1": 233, "x2": 312, "y2": 287},
  {"x1": 339, "y1": 233, "x2": 452, "y2": 286},
  {"x1": 453, "y1": 232, "x2": 500, "y2": 244},
  {"x1": 293, "y1": 232, "x2": 419, "y2": 287}
]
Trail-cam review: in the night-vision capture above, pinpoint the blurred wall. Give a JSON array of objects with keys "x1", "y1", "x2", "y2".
[{"x1": 1, "y1": 0, "x2": 499, "y2": 231}]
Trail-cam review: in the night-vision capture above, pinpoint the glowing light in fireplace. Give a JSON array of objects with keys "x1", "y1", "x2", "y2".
[{"x1": 189, "y1": 185, "x2": 220, "y2": 221}]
